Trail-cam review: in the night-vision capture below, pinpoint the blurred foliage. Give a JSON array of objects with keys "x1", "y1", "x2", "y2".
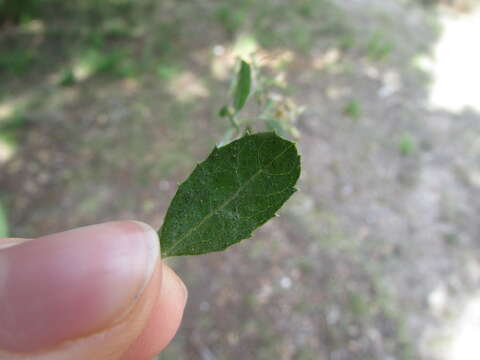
[
  {"x1": 0, "y1": 0, "x2": 37, "y2": 25},
  {"x1": 344, "y1": 99, "x2": 362, "y2": 120},
  {"x1": 156, "y1": 62, "x2": 182, "y2": 80},
  {"x1": 0, "y1": 0, "x2": 352, "y2": 76},
  {"x1": 409, "y1": 0, "x2": 479, "y2": 11},
  {"x1": 0, "y1": 200, "x2": 8, "y2": 237},
  {"x1": 0, "y1": 48, "x2": 36, "y2": 75},
  {"x1": 58, "y1": 68, "x2": 76, "y2": 86},
  {"x1": 0, "y1": 107, "x2": 29, "y2": 143},
  {"x1": 366, "y1": 32, "x2": 395, "y2": 61},
  {"x1": 218, "y1": 57, "x2": 303, "y2": 144},
  {"x1": 398, "y1": 133, "x2": 416, "y2": 156}
]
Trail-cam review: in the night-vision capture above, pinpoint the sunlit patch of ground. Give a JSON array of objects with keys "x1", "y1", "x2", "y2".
[
  {"x1": 427, "y1": 289, "x2": 480, "y2": 360},
  {"x1": 167, "y1": 71, "x2": 210, "y2": 102},
  {"x1": 428, "y1": 7, "x2": 480, "y2": 112},
  {"x1": 421, "y1": 8, "x2": 480, "y2": 357},
  {"x1": 0, "y1": 140, "x2": 14, "y2": 163},
  {"x1": 448, "y1": 293, "x2": 480, "y2": 360}
]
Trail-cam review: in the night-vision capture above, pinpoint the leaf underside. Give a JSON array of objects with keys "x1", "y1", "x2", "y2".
[{"x1": 159, "y1": 132, "x2": 300, "y2": 257}]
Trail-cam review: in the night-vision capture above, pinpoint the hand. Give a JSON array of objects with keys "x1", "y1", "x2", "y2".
[{"x1": 0, "y1": 221, "x2": 187, "y2": 360}]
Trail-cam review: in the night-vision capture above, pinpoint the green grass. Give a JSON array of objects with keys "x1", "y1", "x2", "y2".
[
  {"x1": 157, "y1": 62, "x2": 182, "y2": 80},
  {"x1": 297, "y1": 0, "x2": 317, "y2": 18},
  {"x1": 0, "y1": 0, "x2": 38, "y2": 24},
  {"x1": 398, "y1": 133, "x2": 416, "y2": 156},
  {"x1": 0, "y1": 48, "x2": 36, "y2": 75},
  {"x1": 214, "y1": 3, "x2": 246, "y2": 35},
  {"x1": 0, "y1": 107, "x2": 29, "y2": 152},
  {"x1": 366, "y1": 32, "x2": 395, "y2": 61},
  {"x1": 226, "y1": 0, "x2": 350, "y2": 52},
  {"x1": 0, "y1": 107, "x2": 28, "y2": 131},
  {"x1": 344, "y1": 99, "x2": 362, "y2": 120},
  {"x1": 80, "y1": 48, "x2": 136, "y2": 77},
  {"x1": 58, "y1": 68, "x2": 77, "y2": 87},
  {"x1": 1, "y1": 0, "x2": 352, "y2": 85},
  {"x1": 339, "y1": 32, "x2": 357, "y2": 50},
  {"x1": 294, "y1": 348, "x2": 317, "y2": 360},
  {"x1": 102, "y1": 17, "x2": 134, "y2": 38},
  {"x1": 0, "y1": 200, "x2": 8, "y2": 237},
  {"x1": 348, "y1": 293, "x2": 369, "y2": 317},
  {"x1": 444, "y1": 232, "x2": 459, "y2": 246}
]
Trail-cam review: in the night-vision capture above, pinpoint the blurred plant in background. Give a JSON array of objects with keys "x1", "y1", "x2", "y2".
[
  {"x1": 218, "y1": 57, "x2": 303, "y2": 145},
  {"x1": 0, "y1": 200, "x2": 8, "y2": 237},
  {"x1": 0, "y1": 0, "x2": 38, "y2": 26}
]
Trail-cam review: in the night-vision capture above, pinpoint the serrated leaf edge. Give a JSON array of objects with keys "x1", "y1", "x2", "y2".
[{"x1": 161, "y1": 134, "x2": 299, "y2": 257}]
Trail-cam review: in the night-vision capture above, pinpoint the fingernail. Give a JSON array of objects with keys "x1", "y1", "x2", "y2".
[
  {"x1": 0, "y1": 221, "x2": 159, "y2": 353},
  {"x1": 0, "y1": 239, "x2": 30, "y2": 250}
]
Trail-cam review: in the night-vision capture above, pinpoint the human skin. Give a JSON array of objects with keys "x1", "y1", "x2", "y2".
[{"x1": 0, "y1": 221, "x2": 187, "y2": 360}]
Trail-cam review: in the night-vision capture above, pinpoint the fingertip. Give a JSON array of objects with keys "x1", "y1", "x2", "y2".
[
  {"x1": 0, "y1": 221, "x2": 161, "y2": 355},
  {"x1": 122, "y1": 263, "x2": 187, "y2": 360},
  {"x1": 162, "y1": 263, "x2": 188, "y2": 306},
  {"x1": 0, "y1": 254, "x2": 163, "y2": 360}
]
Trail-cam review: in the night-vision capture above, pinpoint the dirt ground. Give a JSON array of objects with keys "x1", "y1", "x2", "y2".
[{"x1": 1, "y1": 1, "x2": 480, "y2": 359}]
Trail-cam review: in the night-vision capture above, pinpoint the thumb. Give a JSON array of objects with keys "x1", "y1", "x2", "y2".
[{"x1": 0, "y1": 221, "x2": 173, "y2": 360}]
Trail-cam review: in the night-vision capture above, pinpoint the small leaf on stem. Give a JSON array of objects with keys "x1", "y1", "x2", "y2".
[{"x1": 233, "y1": 60, "x2": 251, "y2": 112}]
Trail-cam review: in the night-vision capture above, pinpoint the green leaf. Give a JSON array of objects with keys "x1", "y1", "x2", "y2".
[
  {"x1": 0, "y1": 201, "x2": 9, "y2": 238},
  {"x1": 233, "y1": 60, "x2": 251, "y2": 112},
  {"x1": 159, "y1": 132, "x2": 300, "y2": 257}
]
